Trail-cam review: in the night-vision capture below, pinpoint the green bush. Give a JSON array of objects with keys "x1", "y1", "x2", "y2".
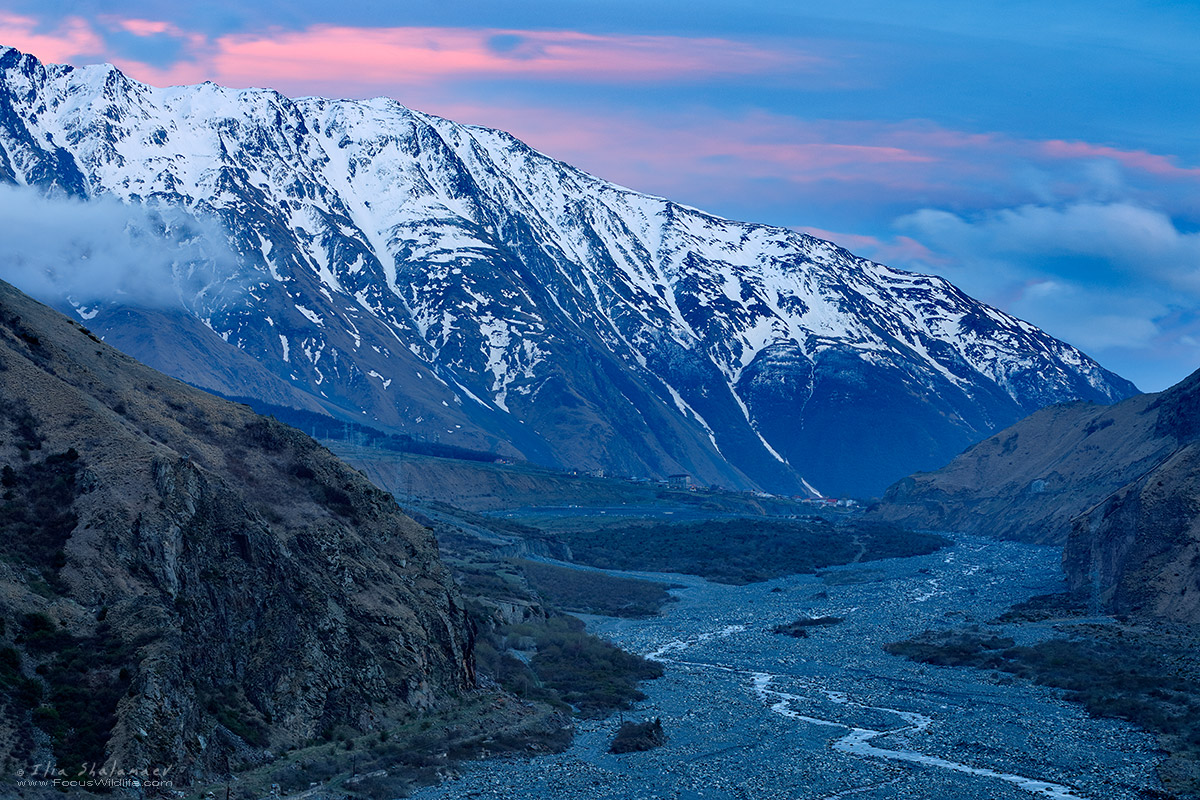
[
  {"x1": 528, "y1": 616, "x2": 663, "y2": 717},
  {"x1": 887, "y1": 626, "x2": 1200, "y2": 773},
  {"x1": 0, "y1": 448, "x2": 81, "y2": 592},
  {"x1": 515, "y1": 560, "x2": 674, "y2": 618},
  {"x1": 610, "y1": 718, "x2": 666, "y2": 753},
  {"x1": 471, "y1": 611, "x2": 662, "y2": 718},
  {"x1": 548, "y1": 518, "x2": 947, "y2": 584}
]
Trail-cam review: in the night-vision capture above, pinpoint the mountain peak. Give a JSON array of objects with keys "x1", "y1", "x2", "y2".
[{"x1": 0, "y1": 46, "x2": 1138, "y2": 495}]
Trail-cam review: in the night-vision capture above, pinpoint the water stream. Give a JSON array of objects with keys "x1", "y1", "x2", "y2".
[{"x1": 416, "y1": 536, "x2": 1162, "y2": 800}]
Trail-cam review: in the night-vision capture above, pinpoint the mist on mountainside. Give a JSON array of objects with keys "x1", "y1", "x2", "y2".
[{"x1": 0, "y1": 183, "x2": 240, "y2": 313}]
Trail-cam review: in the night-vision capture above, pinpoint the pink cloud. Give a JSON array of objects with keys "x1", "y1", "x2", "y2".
[
  {"x1": 1040, "y1": 139, "x2": 1200, "y2": 180},
  {"x1": 115, "y1": 19, "x2": 181, "y2": 37},
  {"x1": 421, "y1": 103, "x2": 944, "y2": 195},
  {"x1": 111, "y1": 24, "x2": 819, "y2": 91},
  {"x1": 0, "y1": 15, "x2": 822, "y2": 96},
  {"x1": 8, "y1": 14, "x2": 1190, "y2": 201},
  {"x1": 0, "y1": 13, "x2": 103, "y2": 63},
  {"x1": 463, "y1": 109, "x2": 977, "y2": 220},
  {"x1": 799, "y1": 227, "x2": 946, "y2": 265},
  {"x1": 223, "y1": 26, "x2": 814, "y2": 84},
  {"x1": 3, "y1": 12, "x2": 1196, "y2": 250}
]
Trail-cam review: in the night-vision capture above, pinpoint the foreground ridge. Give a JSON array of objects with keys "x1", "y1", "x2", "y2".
[{"x1": 0, "y1": 277, "x2": 473, "y2": 783}]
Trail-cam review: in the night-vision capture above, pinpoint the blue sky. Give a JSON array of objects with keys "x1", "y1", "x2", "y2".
[{"x1": 2, "y1": 0, "x2": 1198, "y2": 389}]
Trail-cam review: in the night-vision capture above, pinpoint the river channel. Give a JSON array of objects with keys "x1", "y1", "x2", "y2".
[{"x1": 416, "y1": 535, "x2": 1162, "y2": 799}]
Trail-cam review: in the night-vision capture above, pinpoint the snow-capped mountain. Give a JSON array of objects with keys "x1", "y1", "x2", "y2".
[{"x1": 0, "y1": 46, "x2": 1137, "y2": 496}]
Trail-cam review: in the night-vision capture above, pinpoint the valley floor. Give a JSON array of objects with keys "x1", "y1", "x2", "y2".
[{"x1": 414, "y1": 536, "x2": 1160, "y2": 800}]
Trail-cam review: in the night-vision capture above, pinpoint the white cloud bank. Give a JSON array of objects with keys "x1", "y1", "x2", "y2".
[
  {"x1": 0, "y1": 184, "x2": 239, "y2": 312},
  {"x1": 899, "y1": 203, "x2": 1200, "y2": 291},
  {"x1": 891, "y1": 202, "x2": 1200, "y2": 391}
]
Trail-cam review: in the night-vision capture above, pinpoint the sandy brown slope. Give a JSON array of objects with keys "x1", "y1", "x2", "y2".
[
  {"x1": 873, "y1": 393, "x2": 1172, "y2": 544},
  {"x1": 0, "y1": 279, "x2": 473, "y2": 785}
]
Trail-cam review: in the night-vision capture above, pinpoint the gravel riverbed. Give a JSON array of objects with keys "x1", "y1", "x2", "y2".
[{"x1": 416, "y1": 536, "x2": 1162, "y2": 800}]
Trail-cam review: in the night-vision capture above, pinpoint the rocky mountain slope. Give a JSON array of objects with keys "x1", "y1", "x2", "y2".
[
  {"x1": 0, "y1": 46, "x2": 1137, "y2": 496},
  {"x1": 875, "y1": 394, "x2": 1169, "y2": 543},
  {"x1": 1065, "y1": 373, "x2": 1200, "y2": 623},
  {"x1": 1066, "y1": 439, "x2": 1200, "y2": 623},
  {"x1": 0, "y1": 277, "x2": 473, "y2": 784},
  {"x1": 877, "y1": 368, "x2": 1200, "y2": 622}
]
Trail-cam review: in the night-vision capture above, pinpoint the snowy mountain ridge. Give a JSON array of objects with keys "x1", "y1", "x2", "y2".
[{"x1": 0, "y1": 46, "x2": 1137, "y2": 495}]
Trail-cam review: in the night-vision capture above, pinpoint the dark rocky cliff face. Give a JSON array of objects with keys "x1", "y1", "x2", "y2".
[
  {"x1": 876, "y1": 368, "x2": 1200, "y2": 623},
  {"x1": 1065, "y1": 440, "x2": 1200, "y2": 623},
  {"x1": 0, "y1": 279, "x2": 472, "y2": 783}
]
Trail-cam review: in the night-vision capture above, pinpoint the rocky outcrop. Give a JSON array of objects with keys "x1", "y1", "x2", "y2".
[
  {"x1": 0, "y1": 278, "x2": 473, "y2": 784},
  {"x1": 1065, "y1": 441, "x2": 1200, "y2": 622}
]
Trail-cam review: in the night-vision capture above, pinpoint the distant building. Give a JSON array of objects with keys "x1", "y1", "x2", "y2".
[{"x1": 667, "y1": 473, "x2": 692, "y2": 488}]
